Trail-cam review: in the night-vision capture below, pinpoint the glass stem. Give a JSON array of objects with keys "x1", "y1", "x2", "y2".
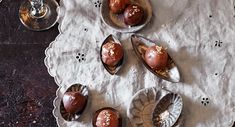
[{"x1": 29, "y1": 0, "x2": 47, "y2": 18}]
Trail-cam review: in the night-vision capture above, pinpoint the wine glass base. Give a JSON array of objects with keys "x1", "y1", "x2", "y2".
[{"x1": 19, "y1": 0, "x2": 59, "y2": 31}]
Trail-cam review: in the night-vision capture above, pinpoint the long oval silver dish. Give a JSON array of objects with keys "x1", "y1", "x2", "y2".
[
  {"x1": 131, "y1": 34, "x2": 181, "y2": 82},
  {"x1": 152, "y1": 93, "x2": 183, "y2": 127},
  {"x1": 60, "y1": 83, "x2": 89, "y2": 121},
  {"x1": 100, "y1": 0, "x2": 152, "y2": 33},
  {"x1": 100, "y1": 34, "x2": 124, "y2": 75}
]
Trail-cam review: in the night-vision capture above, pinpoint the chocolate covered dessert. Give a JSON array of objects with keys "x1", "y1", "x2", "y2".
[
  {"x1": 62, "y1": 91, "x2": 86, "y2": 114},
  {"x1": 145, "y1": 45, "x2": 168, "y2": 69},
  {"x1": 109, "y1": 0, "x2": 130, "y2": 14},
  {"x1": 95, "y1": 109, "x2": 120, "y2": 127},
  {"x1": 101, "y1": 41, "x2": 124, "y2": 66},
  {"x1": 124, "y1": 4, "x2": 144, "y2": 26}
]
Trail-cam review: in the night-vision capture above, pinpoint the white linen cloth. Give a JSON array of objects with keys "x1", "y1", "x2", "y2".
[{"x1": 45, "y1": 0, "x2": 235, "y2": 126}]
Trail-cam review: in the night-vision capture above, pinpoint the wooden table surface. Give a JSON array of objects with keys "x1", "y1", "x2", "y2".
[{"x1": 0, "y1": 0, "x2": 59, "y2": 126}]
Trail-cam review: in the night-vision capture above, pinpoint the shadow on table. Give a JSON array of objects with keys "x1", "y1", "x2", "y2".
[
  {"x1": 175, "y1": 46, "x2": 203, "y2": 85},
  {"x1": 181, "y1": 95, "x2": 219, "y2": 127}
]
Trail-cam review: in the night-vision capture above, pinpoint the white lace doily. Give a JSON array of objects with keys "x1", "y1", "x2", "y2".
[{"x1": 44, "y1": 0, "x2": 235, "y2": 126}]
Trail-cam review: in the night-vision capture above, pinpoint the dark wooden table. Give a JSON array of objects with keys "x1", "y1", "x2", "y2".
[{"x1": 0, "y1": 0, "x2": 59, "y2": 126}]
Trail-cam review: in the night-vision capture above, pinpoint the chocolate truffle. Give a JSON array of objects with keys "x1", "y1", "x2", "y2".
[
  {"x1": 102, "y1": 41, "x2": 124, "y2": 66},
  {"x1": 145, "y1": 45, "x2": 168, "y2": 69},
  {"x1": 96, "y1": 109, "x2": 119, "y2": 127},
  {"x1": 109, "y1": 0, "x2": 130, "y2": 14},
  {"x1": 124, "y1": 4, "x2": 144, "y2": 26},
  {"x1": 62, "y1": 92, "x2": 86, "y2": 114}
]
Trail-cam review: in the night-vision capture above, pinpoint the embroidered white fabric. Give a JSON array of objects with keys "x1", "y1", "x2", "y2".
[{"x1": 44, "y1": 0, "x2": 235, "y2": 126}]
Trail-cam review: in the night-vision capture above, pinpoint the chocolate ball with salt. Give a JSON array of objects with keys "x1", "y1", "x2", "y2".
[
  {"x1": 96, "y1": 109, "x2": 119, "y2": 127},
  {"x1": 101, "y1": 41, "x2": 124, "y2": 66},
  {"x1": 145, "y1": 45, "x2": 169, "y2": 69},
  {"x1": 124, "y1": 4, "x2": 144, "y2": 26},
  {"x1": 109, "y1": 0, "x2": 130, "y2": 14},
  {"x1": 62, "y1": 92, "x2": 86, "y2": 114}
]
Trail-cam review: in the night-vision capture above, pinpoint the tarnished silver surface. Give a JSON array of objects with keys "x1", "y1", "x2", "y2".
[
  {"x1": 152, "y1": 93, "x2": 183, "y2": 127},
  {"x1": 127, "y1": 87, "x2": 183, "y2": 127}
]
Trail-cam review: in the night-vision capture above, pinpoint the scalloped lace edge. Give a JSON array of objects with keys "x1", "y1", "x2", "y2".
[{"x1": 43, "y1": 0, "x2": 66, "y2": 126}]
